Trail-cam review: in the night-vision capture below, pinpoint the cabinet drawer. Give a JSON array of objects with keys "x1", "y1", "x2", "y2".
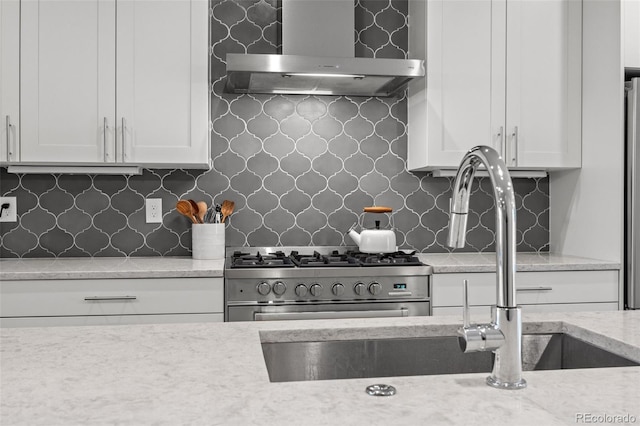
[
  {"x1": 0, "y1": 313, "x2": 224, "y2": 327},
  {"x1": 432, "y1": 271, "x2": 619, "y2": 307},
  {"x1": 432, "y1": 302, "x2": 619, "y2": 317},
  {"x1": 0, "y1": 277, "x2": 223, "y2": 318}
]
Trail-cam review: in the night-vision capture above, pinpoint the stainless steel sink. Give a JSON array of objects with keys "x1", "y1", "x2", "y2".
[{"x1": 261, "y1": 333, "x2": 639, "y2": 382}]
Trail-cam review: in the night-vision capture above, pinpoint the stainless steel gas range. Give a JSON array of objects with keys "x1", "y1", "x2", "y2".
[{"x1": 224, "y1": 247, "x2": 433, "y2": 322}]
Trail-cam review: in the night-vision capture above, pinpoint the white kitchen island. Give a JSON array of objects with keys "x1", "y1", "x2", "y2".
[{"x1": 2, "y1": 311, "x2": 639, "y2": 425}]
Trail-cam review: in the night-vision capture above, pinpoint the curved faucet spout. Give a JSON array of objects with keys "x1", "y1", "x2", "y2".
[{"x1": 447, "y1": 146, "x2": 517, "y2": 308}]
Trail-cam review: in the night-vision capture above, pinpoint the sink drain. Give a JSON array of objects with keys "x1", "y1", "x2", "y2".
[{"x1": 365, "y1": 384, "x2": 396, "y2": 396}]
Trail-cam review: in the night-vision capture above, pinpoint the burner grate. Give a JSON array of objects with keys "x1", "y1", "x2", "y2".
[
  {"x1": 230, "y1": 251, "x2": 295, "y2": 268},
  {"x1": 290, "y1": 250, "x2": 360, "y2": 267}
]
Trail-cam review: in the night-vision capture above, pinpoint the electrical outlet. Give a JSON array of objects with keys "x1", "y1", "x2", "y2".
[
  {"x1": 145, "y1": 198, "x2": 162, "y2": 224},
  {"x1": 0, "y1": 197, "x2": 17, "y2": 222}
]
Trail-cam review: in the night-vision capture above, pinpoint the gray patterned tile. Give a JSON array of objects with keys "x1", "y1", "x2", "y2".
[
  {"x1": 39, "y1": 189, "x2": 74, "y2": 216},
  {"x1": 247, "y1": 226, "x2": 278, "y2": 246},
  {"x1": 57, "y1": 207, "x2": 92, "y2": 235},
  {"x1": 280, "y1": 188, "x2": 312, "y2": 215},
  {"x1": 344, "y1": 116, "x2": 375, "y2": 140},
  {"x1": 230, "y1": 20, "x2": 262, "y2": 46},
  {"x1": 263, "y1": 134, "x2": 295, "y2": 158},
  {"x1": 343, "y1": 153, "x2": 374, "y2": 177},
  {"x1": 75, "y1": 228, "x2": 110, "y2": 255},
  {"x1": 280, "y1": 151, "x2": 311, "y2": 178},
  {"x1": 230, "y1": 96, "x2": 263, "y2": 120},
  {"x1": 296, "y1": 169, "x2": 326, "y2": 197},
  {"x1": 264, "y1": 96, "x2": 295, "y2": 121},
  {"x1": 312, "y1": 116, "x2": 343, "y2": 141},
  {"x1": 296, "y1": 134, "x2": 328, "y2": 159},
  {"x1": 296, "y1": 97, "x2": 327, "y2": 122},
  {"x1": 328, "y1": 170, "x2": 358, "y2": 196},
  {"x1": 327, "y1": 134, "x2": 359, "y2": 158},
  {"x1": 263, "y1": 207, "x2": 296, "y2": 233},
  {"x1": 57, "y1": 174, "x2": 92, "y2": 194},
  {"x1": 246, "y1": 112, "x2": 279, "y2": 139},
  {"x1": 280, "y1": 115, "x2": 311, "y2": 140},
  {"x1": 263, "y1": 170, "x2": 296, "y2": 196}
]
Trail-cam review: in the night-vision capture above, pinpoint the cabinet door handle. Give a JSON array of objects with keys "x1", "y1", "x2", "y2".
[
  {"x1": 498, "y1": 126, "x2": 505, "y2": 157},
  {"x1": 516, "y1": 287, "x2": 553, "y2": 292},
  {"x1": 84, "y1": 295, "x2": 137, "y2": 301},
  {"x1": 5, "y1": 115, "x2": 13, "y2": 161},
  {"x1": 121, "y1": 117, "x2": 126, "y2": 161},
  {"x1": 511, "y1": 126, "x2": 519, "y2": 165},
  {"x1": 103, "y1": 117, "x2": 109, "y2": 161}
]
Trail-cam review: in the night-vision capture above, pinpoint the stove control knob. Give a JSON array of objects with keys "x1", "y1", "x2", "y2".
[
  {"x1": 256, "y1": 281, "x2": 271, "y2": 296},
  {"x1": 332, "y1": 283, "x2": 345, "y2": 297},
  {"x1": 369, "y1": 282, "x2": 382, "y2": 296},
  {"x1": 310, "y1": 283, "x2": 323, "y2": 297},
  {"x1": 273, "y1": 281, "x2": 286, "y2": 296},
  {"x1": 354, "y1": 282, "x2": 366, "y2": 296},
  {"x1": 295, "y1": 284, "x2": 308, "y2": 297}
]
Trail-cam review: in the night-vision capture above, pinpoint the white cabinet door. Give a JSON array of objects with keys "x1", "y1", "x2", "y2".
[
  {"x1": 19, "y1": 0, "x2": 117, "y2": 164},
  {"x1": 408, "y1": 0, "x2": 582, "y2": 172},
  {"x1": 624, "y1": 0, "x2": 640, "y2": 68},
  {"x1": 0, "y1": 0, "x2": 20, "y2": 163},
  {"x1": 432, "y1": 270, "x2": 619, "y2": 314},
  {"x1": 116, "y1": 0, "x2": 210, "y2": 168},
  {"x1": 408, "y1": 0, "x2": 504, "y2": 171},
  {"x1": 1, "y1": 277, "x2": 224, "y2": 327},
  {"x1": 504, "y1": 0, "x2": 582, "y2": 169}
]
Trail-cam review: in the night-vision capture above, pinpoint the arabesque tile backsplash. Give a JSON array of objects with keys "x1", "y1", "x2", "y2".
[{"x1": 0, "y1": 0, "x2": 549, "y2": 258}]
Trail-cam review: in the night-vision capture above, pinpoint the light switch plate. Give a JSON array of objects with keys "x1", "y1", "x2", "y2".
[
  {"x1": 0, "y1": 197, "x2": 17, "y2": 222},
  {"x1": 145, "y1": 198, "x2": 163, "y2": 223}
]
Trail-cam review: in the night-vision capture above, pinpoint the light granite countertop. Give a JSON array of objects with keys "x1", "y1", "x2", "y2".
[
  {"x1": 0, "y1": 252, "x2": 619, "y2": 281},
  {"x1": 418, "y1": 252, "x2": 621, "y2": 273},
  {"x1": 1, "y1": 311, "x2": 639, "y2": 425},
  {"x1": 0, "y1": 256, "x2": 225, "y2": 280}
]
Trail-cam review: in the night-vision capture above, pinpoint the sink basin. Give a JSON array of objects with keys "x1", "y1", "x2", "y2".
[{"x1": 261, "y1": 333, "x2": 639, "y2": 383}]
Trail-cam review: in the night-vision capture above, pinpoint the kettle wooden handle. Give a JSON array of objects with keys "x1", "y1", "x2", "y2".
[{"x1": 363, "y1": 206, "x2": 393, "y2": 213}]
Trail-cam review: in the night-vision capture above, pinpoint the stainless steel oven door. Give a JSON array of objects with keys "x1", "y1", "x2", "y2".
[{"x1": 226, "y1": 301, "x2": 430, "y2": 322}]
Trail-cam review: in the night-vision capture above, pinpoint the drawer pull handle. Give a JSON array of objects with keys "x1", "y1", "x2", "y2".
[
  {"x1": 84, "y1": 296, "x2": 137, "y2": 301},
  {"x1": 516, "y1": 287, "x2": 553, "y2": 292}
]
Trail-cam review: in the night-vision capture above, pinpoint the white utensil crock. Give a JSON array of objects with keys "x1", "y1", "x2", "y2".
[{"x1": 192, "y1": 223, "x2": 225, "y2": 260}]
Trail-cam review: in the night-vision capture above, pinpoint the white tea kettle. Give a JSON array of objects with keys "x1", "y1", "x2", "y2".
[{"x1": 347, "y1": 206, "x2": 397, "y2": 253}]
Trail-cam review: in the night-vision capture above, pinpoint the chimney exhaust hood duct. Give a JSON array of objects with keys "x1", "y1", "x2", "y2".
[{"x1": 224, "y1": 0, "x2": 425, "y2": 97}]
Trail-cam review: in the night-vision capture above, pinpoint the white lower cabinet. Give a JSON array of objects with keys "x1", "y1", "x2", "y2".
[
  {"x1": 432, "y1": 270, "x2": 620, "y2": 316},
  {"x1": 0, "y1": 277, "x2": 223, "y2": 327}
]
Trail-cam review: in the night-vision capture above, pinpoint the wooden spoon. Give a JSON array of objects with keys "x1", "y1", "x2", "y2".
[
  {"x1": 220, "y1": 200, "x2": 235, "y2": 223},
  {"x1": 196, "y1": 201, "x2": 207, "y2": 223},
  {"x1": 176, "y1": 200, "x2": 197, "y2": 224},
  {"x1": 188, "y1": 199, "x2": 203, "y2": 223}
]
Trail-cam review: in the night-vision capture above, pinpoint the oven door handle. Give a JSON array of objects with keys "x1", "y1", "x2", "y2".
[{"x1": 254, "y1": 308, "x2": 409, "y2": 321}]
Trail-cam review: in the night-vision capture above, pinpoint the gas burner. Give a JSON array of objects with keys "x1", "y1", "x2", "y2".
[
  {"x1": 290, "y1": 250, "x2": 359, "y2": 267},
  {"x1": 230, "y1": 251, "x2": 295, "y2": 268},
  {"x1": 349, "y1": 250, "x2": 423, "y2": 267}
]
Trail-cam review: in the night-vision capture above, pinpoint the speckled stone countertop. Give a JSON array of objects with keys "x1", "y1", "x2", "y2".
[
  {"x1": 0, "y1": 252, "x2": 618, "y2": 281},
  {"x1": 2, "y1": 311, "x2": 639, "y2": 425},
  {"x1": 0, "y1": 256, "x2": 224, "y2": 280},
  {"x1": 419, "y1": 252, "x2": 621, "y2": 273}
]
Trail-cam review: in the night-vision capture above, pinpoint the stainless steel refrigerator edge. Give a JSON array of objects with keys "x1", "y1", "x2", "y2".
[{"x1": 625, "y1": 68, "x2": 640, "y2": 309}]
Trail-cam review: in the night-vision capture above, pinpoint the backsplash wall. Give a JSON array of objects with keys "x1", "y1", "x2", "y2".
[{"x1": 0, "y1": 0, "x2": 549, "y2": 258}]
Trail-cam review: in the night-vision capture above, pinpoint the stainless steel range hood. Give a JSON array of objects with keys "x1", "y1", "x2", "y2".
[{"x1": 224, "y1": 0, "x2": 425, "y2": 97}]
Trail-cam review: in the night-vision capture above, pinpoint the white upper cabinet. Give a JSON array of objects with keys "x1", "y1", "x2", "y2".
[
  {"x1": 20, "y1": 0, "x2": 116, "y2": 164},
  {"x1": 8, "y1": 0, "x2": 210, "y2": 169},
  {"x1": 116, "y1": 0, "x2": 210, "y2": 167},
  {"x1": 624, "y1": 0, "x2": 640, "y2": 68},
  {"x1": 0, "y1": 0, "x2": 20, "y2": 163},
  {"x1": 408, "y1": 0, "x2": 582, "y2": 172}
]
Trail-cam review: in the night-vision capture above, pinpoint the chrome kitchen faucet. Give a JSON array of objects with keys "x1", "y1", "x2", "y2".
[{"x1": 447, "y1": 145, "x2": 527, "y2": 390}]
